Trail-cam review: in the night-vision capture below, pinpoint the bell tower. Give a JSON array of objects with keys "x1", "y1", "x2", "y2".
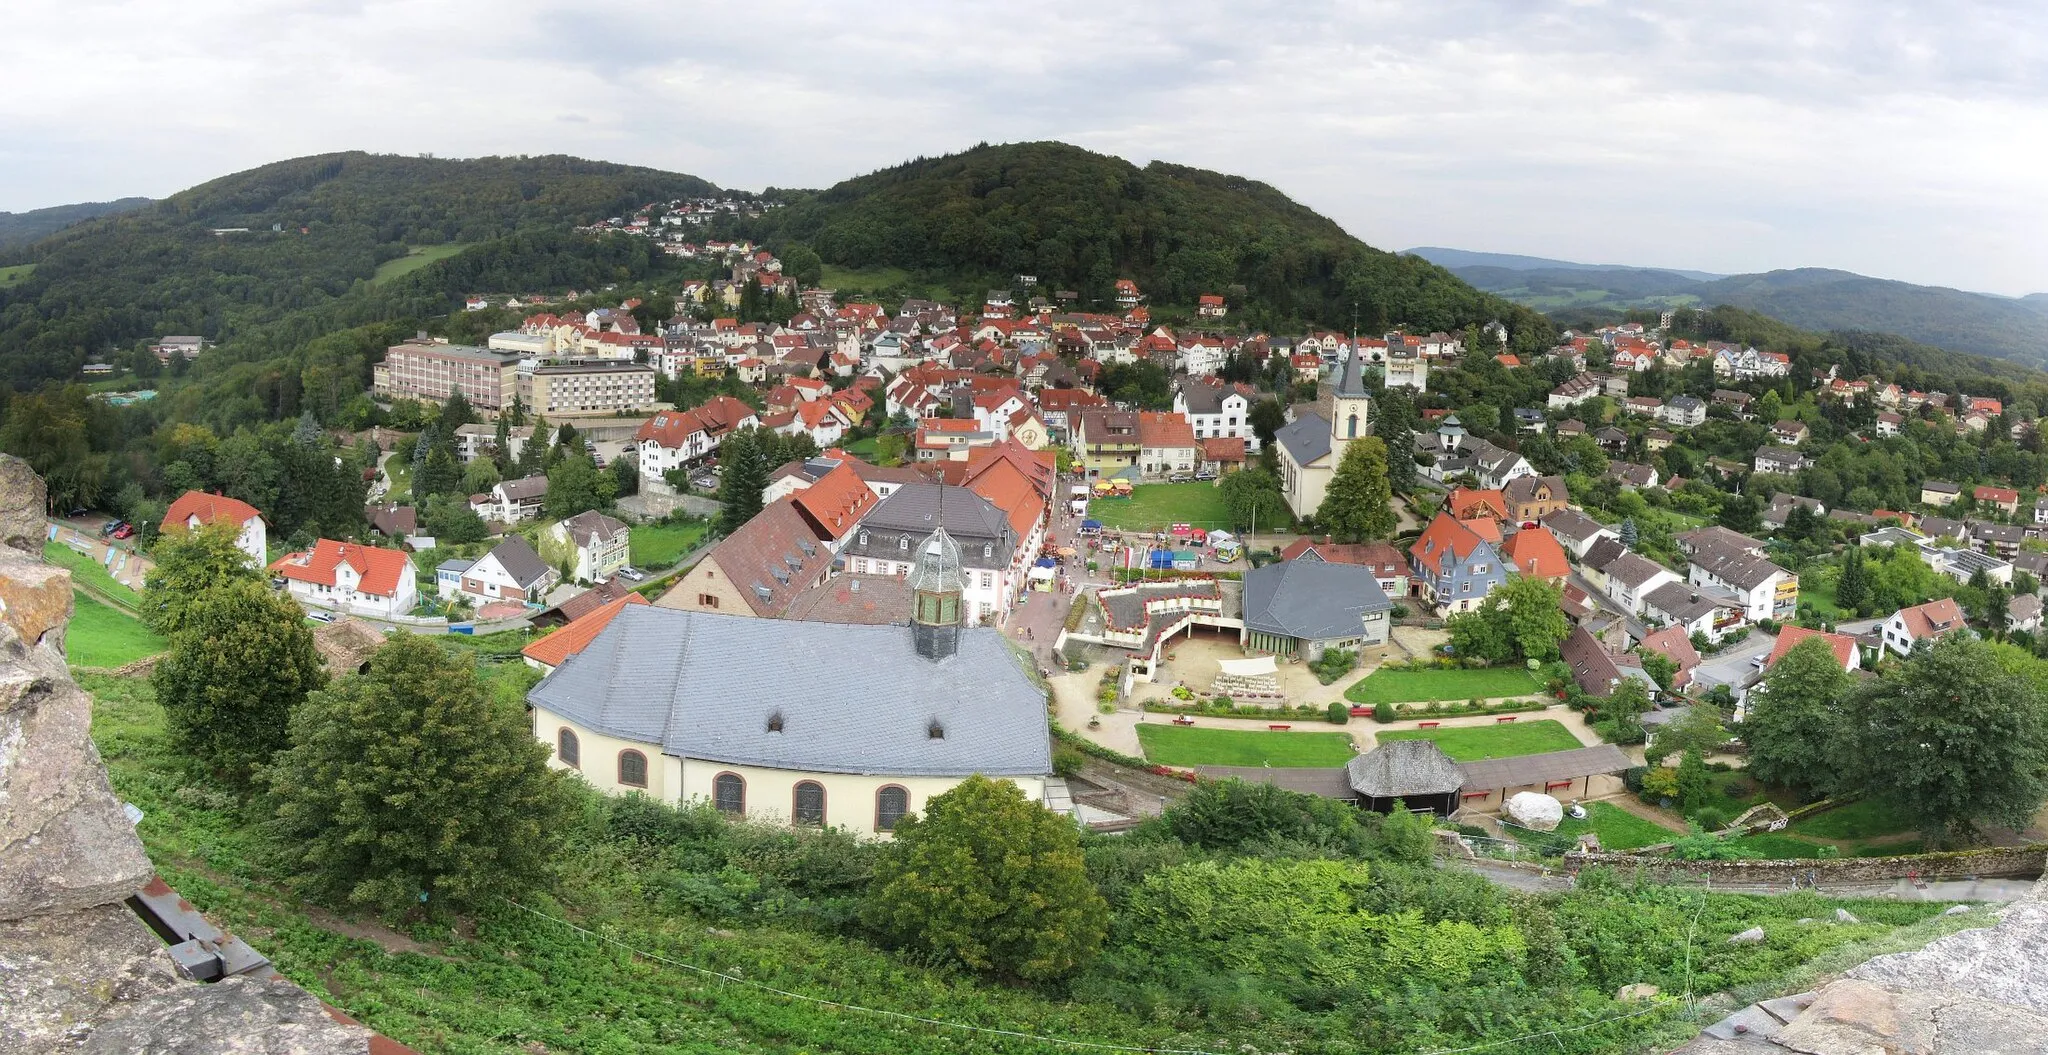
[
  {"x1": 1329, "y1": 343, "x2": 1374, "y2": 458},
  {"x1": 908, "y1": 524, "x2": 965, "y2": 661}
]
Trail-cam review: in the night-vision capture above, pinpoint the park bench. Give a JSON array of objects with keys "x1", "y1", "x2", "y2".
[
  {"x1": 1495, "y1": 715, "x2": 1518, "y2": 724},
  {"x1": 1545, "y1": 780, "x2": 1575, "y2": 792},
  {"x1": 1171, "y1": 716, "x2": 1196, "y2": 727},
  {"x1": 1349, "y1": 706, "x2": 1371, "y2": 717},
  {"x1": 1461, "y1": 790, "x2": 1491, "y2": 801},
  {"x1": 1418, "y1": 720, "x2": 1442, "y2": 729},
  {"x1": 1268, "y1": 724, "x2": 1291, "y2": 731}
]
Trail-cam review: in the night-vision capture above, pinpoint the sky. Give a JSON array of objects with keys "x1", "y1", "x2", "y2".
[{"x1": 4, "y1": 0, "x2": 2046, "y2": 294}]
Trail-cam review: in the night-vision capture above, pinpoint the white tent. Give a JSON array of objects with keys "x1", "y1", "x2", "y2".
[{"x1": 1216, "y1": 655, "x2": 1278, "y2": 678}]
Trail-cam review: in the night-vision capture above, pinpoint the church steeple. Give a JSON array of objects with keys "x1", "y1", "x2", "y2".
[
  {"x1": 1330, "y1": 343, "x2": 1373, "y2": 456},
  {"x1": 908, "y1": 521, "x2": 965, "y2": 661}
]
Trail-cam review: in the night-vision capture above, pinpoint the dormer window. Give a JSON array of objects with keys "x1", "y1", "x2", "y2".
[
  {"x1": 767, "y1": 711, "x2": 785, "y2": 733},
  {"x1": 927, "y1": 719, "x2": 945, "y2": 740},
  {"x1": 899, "y1": 536, "x2": 910, "y2": 552}
]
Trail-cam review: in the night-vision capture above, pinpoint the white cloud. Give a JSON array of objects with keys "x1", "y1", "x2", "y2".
[{"x1": 2, "y1": 0, "x2": 2043, "y2": 292}]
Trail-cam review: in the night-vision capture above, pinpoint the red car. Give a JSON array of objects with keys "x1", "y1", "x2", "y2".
[{"x1": 111, "y1": 523, "x2": 135, "y2": 540}]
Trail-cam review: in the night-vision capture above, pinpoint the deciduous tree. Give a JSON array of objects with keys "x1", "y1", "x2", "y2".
[
  {"x1": 863, "y1": 775, "x2": 1106, "y2": 982},
  {"x1": 1316, "y1": 436, "x2": 1396, "y2": 542},
  {"x1": 143, "y1": 518, "x2": 263, "y2": 636},
  {"x1": 1218, "y1": 466, "x2": 1285, "y2": 534},
  {"x1": 262, "y1": 635, "x2": 571, "y2": 913},
  {"x1": 152, "y1": 580, "x2": 325, "y2": 785},
  {"x1": 1744, "y1": 636, "x2": 1851, "y2": 796}
]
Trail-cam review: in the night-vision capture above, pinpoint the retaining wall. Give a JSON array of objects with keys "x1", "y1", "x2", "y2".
[{"x1": 1564, "y1": 844, "x2": 2048, "y2": 884}]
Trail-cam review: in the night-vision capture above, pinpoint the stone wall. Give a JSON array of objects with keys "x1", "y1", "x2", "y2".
[
  {"x1": 1568, "y1": 844, "x2": 2048, "y2": 885},
  {"x1": 0, "y1": 454, "x2": 377, "y2": 1053}
]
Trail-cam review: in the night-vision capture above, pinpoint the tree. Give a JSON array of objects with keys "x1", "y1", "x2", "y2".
[
  {"x1": 1984, "y1": 585, "x2": 2010, "y2": 635},
  {"x1": 152, "y1": 580, "x2": 325, "y2": 785},
  {"x1": 1744, "y1": 636, "x2": 1852, "y2": 795},
  {"x1": 515, "y1": 414, "x2": 550, "y2": 477},
  {"x1": 461, "y1": 457, "x2": 501, "y2": 496},
  {"x1": 262, "y1": 635, "x2": 571, "y2": 914},
  {"x1": 1648, "y1": 704, "x2": 1725, "y2": 767},
  {"x1": 715, "y1": 428, "x2": 769, "y2": 534},
  {"x1": 1836, "y1": 545, "x2": 1870, "y2": 615},
  {"x1": 420, "y1": 495, "x2": 488, "y2": 545},
  {"x1": 1640, "y1": 651, "x2": 1679, "y2": 693},
  {"x1": 1372, "y1": 387, "x2": 1418, "y2": 494},
  {"x1": 143, "y1": 519, "x2": 265, "y2": 636},
  {"x1": 1247, "y1": 397, "x2": 1287, "y2": 451},
  {"x1": 862, "y1": 775, "x2": 1106, "y2": 982},
  {"x1": 1497, "y1": 576, "x2": 1569, "y2": 662},
  {"x1": 1602, "y1": 678, "x2": 1654, "y2": 744},
  {"x1": 1315, "y1": 436, "x2": 1396, "y2": 542},
  {"x1": 1833, "y1": 636, "x2": 2048, "y2": 843},
  {"x1": 1717, "y1": 494, "x2": 1761, "y2": 534},
  {"x1": 1675, "y1": 749, "x2": 1710, "y2": 814},
  {"x1": 545, "y1": 454, "x2": 613, "y2": 519},
  {"x1": 414, "y1": 446, "x2": 459, "y2": 501},
  {"x1": 1218, "y1": 467, "x2": 1285, "y2": 534},
  {"x1": 1618, "y1": 517, "x2": 1639, "y2": 550}
]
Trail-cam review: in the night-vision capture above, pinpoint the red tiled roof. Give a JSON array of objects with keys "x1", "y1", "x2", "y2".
[
  {"x1": 1201, "y1": 437, "x2": 1247, "y2": 463},
  {"x1": 1136, "y1": 411, "x2": 1196, "y2": 449},
  {"x1": 1893, "y1": 598, "x2": 1966, "y2": 642},
  {"x1": 268, "y1": 539, "x2": 410, "y2": 597},
  {"x1": 1638, "y1": 626, "x2": 1700, "y2": 687},
  {"x1": 1501, "y1": 528, "x2": 1568, "y2": 580},
  {"x1": 522, "y1": 594, "x2": 649, "y2": 668},
  {"x1": 790, "y1": 462, "x2": 877, "y2": 542},
  {"x1": 1767, "y1": 624, "x2": 1858, "y2": 670},
  {"x1": 163, "y1": 490, "x2": 263, "y2": 530},
  {"x1": 1447, "y1": 487, "x2": 1509, "y2": 521},
  {"x1": 1410, "y1": 512, "x2": 1488, "y2": 572},
  {"x1": 636, "y1": 408, "x2": 706, "y2": 447}
]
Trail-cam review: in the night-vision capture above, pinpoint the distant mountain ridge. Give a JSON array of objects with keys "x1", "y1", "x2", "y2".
[
  {"x1": 1403, "y1": 246, "x2": 1726, "y2": 282},
  {"x1": 1426, "y1": 249, "x2": 2048, "y2": 366},
  {"x1": 0, "y1": 197, "x2": 152, "y2": 250}
]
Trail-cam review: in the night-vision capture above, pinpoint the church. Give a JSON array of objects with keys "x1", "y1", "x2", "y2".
[
  {"x1": 1274, "y1": 346, "x2": 1374, "y2": 519},
  {"x1": 525, "y1": 522, "x2": 1052, "y2": 836}
]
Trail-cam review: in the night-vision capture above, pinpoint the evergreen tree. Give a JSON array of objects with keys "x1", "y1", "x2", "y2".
[
  {"x1": 514, "y1": 414, "x2": 550, "y2": 478},
  {"x1": 1836, "y1": 545, "x2": 1869, "y2": 615},
  {"x1": 414, "y1": 445, "x2": 460, "y2": 500},
  {"x1": 1315, "y1": 436, "x2": 1396, "y2": 543},
  {"x1": 1675, "y1": 748, "x2": 1710, "y2": 814},
  {"x1": 292, "y1": 410, "x2": 322, "y2": 447},
  {"x1": 438, "y1": 391, "x2": 475, "y2": 435},
  {"x1": 1373, "y1": 387, "x2": 1417, "y2": 494},
  {"x1": 262, "y1": 636, "x2": 571, "y2": 913},
  {"x1": 1985, "y1": 585, "x2": 2010, "y2": 635},
  {"x1": 545, "y1": 454, "x2": 614, "y2": 519},
  {"x1": 1618, "y1": 517, "x2": 1639, "y2": 550},
  {"x1": 715, "y1": 428, "x2": 769, "y2": 534},
  {"x1": 153, "y1": 580, "x2": 325, "y2": 786},
  {"x1": 492, "y1": 414, "x2": 512, "y2": 472},
  {"x1": 863, "y1": 775, "x2": 1107, "y2": 982}
]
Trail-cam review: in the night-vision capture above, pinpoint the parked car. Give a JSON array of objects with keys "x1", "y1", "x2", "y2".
[
  {"x1": 1168, "y1": 473, "x2": 1192, "y2": 484},
  {"x1": 1193, "y1": 470, "x2": 1218, "y2": 481},
  {"x1": 617, "y1": 567, "x2": 646, "y2": 582},
  {"x1": 66, "y1": 507, "x2": 88, "y2": 518},
  {"x1": 689, "y1": 472, "x2": 718, "y2": 491},
  {"x1": 100, "y1": 520, "x2": 125, "y2": 537},
  {"x1": 111, "y1": 523, "x2": 135, "y2": 540},
  {"x1": 307, "y1": 611, "x2": 336, "y2": 624}
]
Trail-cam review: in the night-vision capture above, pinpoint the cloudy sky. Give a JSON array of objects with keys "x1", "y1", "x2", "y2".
[{"x1": 5, "y1": 0, "x2": 2045, "y2": 293}]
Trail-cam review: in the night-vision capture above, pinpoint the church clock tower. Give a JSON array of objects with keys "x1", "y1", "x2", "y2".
[{"x1": 1329, "y1": 343, "x2": 1374, "y2": 459}]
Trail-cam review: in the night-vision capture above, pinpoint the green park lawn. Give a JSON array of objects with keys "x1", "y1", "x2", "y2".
[
  {"x1": 0, "y1": 263, "x2": 35, "y2": 288},
  {"x1": 1345, "y1": 666, "x2": 1543, "y2": 706},
  {"x1": 371, "y1": 243, "x2": 473, "y2": 285},
  {"x1": 43, "y1": 540, "x2": 145, "y2": 611},
  {"x1": 1087, "y1": 483, "x2": 1233, "y2": 532},
  {"x1": 1790, "y1": 798, "x2": 1918, "y2": 841},
  {"x1": 65, "y1": 591, "x2": 167, "y2": 669},
  {"x1": 1545, "y1": 802, "x2": 1680, "y2": 851},
  {"x1": 1377, "y1": 719, "x2": 1584, "y2": 761},
  {"x1": 1134, "y1": 724, "x2": 1356, "y2": 768},
  {"x1": 629, "y1": 520, "x2": 710, "y2": 569}
]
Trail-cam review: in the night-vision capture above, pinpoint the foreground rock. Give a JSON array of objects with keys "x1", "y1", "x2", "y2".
[{"x1": 1506, "y1": 791, "x2": 1563, "y2": 832}]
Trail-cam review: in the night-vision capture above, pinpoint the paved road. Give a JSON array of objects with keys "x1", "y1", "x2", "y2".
[{"x1": 1456, "y1": 858, "x2": 2036, "y2": 903}]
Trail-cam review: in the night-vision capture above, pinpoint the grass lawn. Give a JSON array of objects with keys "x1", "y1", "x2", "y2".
[
  {"x1": 629, "y1": 520, "x2": 710, "y2": 569},
  {"x1": 65, "y1": 590, "x2": 167, "y2": 669},
  {"x1": 1088, "y1": 483, "x2": 1233, "y2": 532},
  {"x1": 1345, "y1": 666, "x2": 1543, "y2": 705},
  {"x1": 1799, "y1": 577, "x2": 1845, "y2": 621},
  {"x1": 1545, "y1": 802, "x2": 1680, "y2": 851},
  {"x1": 371, "y1": 243, "x2": 473, "y2": 285},
  {"x1": 1134, "y1": 724, "x2": 1356, "y2": 767},
  {"x1": 0, "y1": 262, "x2": 34, "y2": 288},
  {"x1": 44, "y1": 540, "x2": 145, "y2": 610},
  {"x1": 1791, "y1": 799, "x2": 1917, "y2": 841},
  {"x1": 1377, "y1": 719, "x2": 1584, "y2": 761},
  {"x1": 841, "y1": 436, "x2": 881, "y2": 459},
  {"x1": 1735, "y1": 833, "x2": 1833, "y2": 859}
]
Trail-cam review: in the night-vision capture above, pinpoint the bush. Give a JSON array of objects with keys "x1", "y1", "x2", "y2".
[
  {"x1": 1622, "y1": 766, "x2": 1649, "y2": 793},
  {"x1": 1640, "y1": 766, "x2": 1680, "y2": 801},
  {"x1": 1170, "y1": 685, "x2": 1195, "y2": 701},
  {"x1": 1690, "y1": 806, "x2": 1733, "y2": 832},
  {"x1": 1307, "y1": 647, "x2": 1358, "y2": 685},
  {"x1": 1097, "y1": 686, "x2": 1118, "y2": 704},
  {"x1": 1373, "y1": 701, "x2": 1396, "y2": 723},
  {"x1": 1326, "y1": 701, "x2": 1350, "y2": 724}
]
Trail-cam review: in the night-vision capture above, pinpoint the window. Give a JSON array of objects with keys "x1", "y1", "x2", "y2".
[
  {"x1": 793, "y1": 781, "x2": 826, "y2": 826},
  {"x1": 557, "y1": 728, "x2": 580, "y2": 768},
  {"x1": 876, "y1": 786, "x2": 909, "y2": 831},
  {"x1": 618, "y1": 750, "x2": 648, "y2": 788},
  {"x1": 899, "y1": 536, "x2": 910, "y2": 552},
  {"x1": 859, "y1": 530, "x2": 869, "y2": 546},
  {"x1": 1347, "y1": 413, "x2": 1359, "y2": 438},
  {"x1": 698, "y1": 593, "x2": 719, "y2": 608},
  {"x1": 714, "y1": 772, "x2": 745, "y2": 814}
]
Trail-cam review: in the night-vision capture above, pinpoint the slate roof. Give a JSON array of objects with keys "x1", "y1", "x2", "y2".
[
  {"x1": 781, "y1": 573, "x2": 913, "y2": 626},
  {"x1": 1605, "y1": 551, "x2": 1674, "y2": 589},
  {"x1": 1274, "y1": 411, "x2": 1331, "y2": 466},
  {"x1": 1543, "y1": 508, "x2": 1609, "y2": 548},
  {"x1": 1242, "y1": 560, "x2": 1391, "y2": 641},
  {"x1": 497, "y1": 475, "x2": 549, "y2": 502},
  {"x1": 1346, "y1": 740, "x2": 1465, "y2": 798},
  {"x1": 1457, "y1": 745, "x2": 1634, "y2": 793},
  {"x1": 840, "y1": 483, "x2": 1016, "y2": 571},
  {"x1": 1645, "y1": 581, "x2": 1724, "y2": 625},
  {"x1": 527, "y1": 605, "x2": 1052, "y2": 777},
  {"x1": 523, "y1": 594, "x2": 649, "y2": 668}
]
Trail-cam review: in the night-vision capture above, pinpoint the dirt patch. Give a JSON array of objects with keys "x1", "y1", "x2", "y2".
[{"x1": 299, "y1": 902, "x2": 448, "y2": 959}]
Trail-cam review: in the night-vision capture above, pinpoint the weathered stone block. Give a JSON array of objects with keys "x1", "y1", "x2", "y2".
[
  {"x1": 0, "y1": 551, "x2": 73, "y2": 649},
  {"x1": 0, "y1": 454, "x2": 45, "y2": 554}
]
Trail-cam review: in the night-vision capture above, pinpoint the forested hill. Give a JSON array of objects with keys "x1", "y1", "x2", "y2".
[
  {"x1": 0, "y1": 197, "x2": 152, "y2": 249},
  {"x1": 751, "y1": 142, "x2": 1554, "y2": 351},
  {"x1": 0, "y1": 153, "x2": 716, "y2": 387}
]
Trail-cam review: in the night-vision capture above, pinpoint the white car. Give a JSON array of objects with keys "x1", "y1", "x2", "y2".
[{"x1": 617, "y1": 567, "x2": 646, "y2": 582}]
